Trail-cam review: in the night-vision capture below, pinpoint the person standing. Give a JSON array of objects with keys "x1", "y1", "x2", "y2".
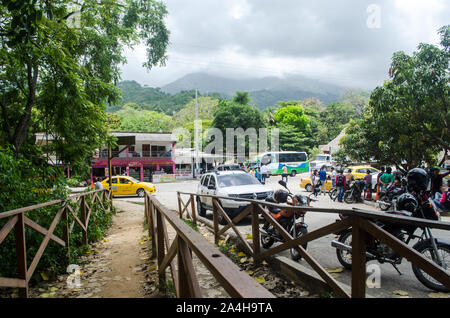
[
  {"x1": 345, "y1": 169, "x2": 354, "y2": 185},
  {"x1": 331, "y1": 167, "x2": 337, "y2": 188},
  {"x1": 261, "y1": 164, "x2": 268, "y2": 184},
  {"x1": 94, "y1": 178, "x2": 103, "y2": 190},
  {"x1": 434, "y1": 179, "x2": 450, "y2": 211},
  {"x1": 282, "y1": 165, "x2": 288, "y2": 183},
  {"x1": 380, "y1": 167, "x2": 395, "y2": 189},
  {"x1": 335, "y1": 170, "x2": 346, "y2": 203},
  {"x1": 431, "y1": 168, "x2": 450, "y2": 199},
  {"x1": 255, "y1": 168, "x2": 262, "y2": 183},
  {"x1": 363, "y1": 169, "x2": 372, "y2": 200},
  {"x1": 312, "y1": 170, "x2": 321, "y2": 197},
  {"x1": 319, "y1": 166, "x2": 327, "y2": 195}
]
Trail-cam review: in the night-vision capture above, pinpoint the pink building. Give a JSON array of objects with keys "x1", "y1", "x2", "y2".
[{"x1": 91, "y1": 132, "x2": 177, "y2": 182}]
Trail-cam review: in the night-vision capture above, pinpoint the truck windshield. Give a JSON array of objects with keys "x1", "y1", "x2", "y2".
[{"x1": 315, "y1": 155, "x2": 328, "y2": 161}]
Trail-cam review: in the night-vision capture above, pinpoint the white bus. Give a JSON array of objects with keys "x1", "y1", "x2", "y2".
[{"x1": 257, "y1": 151, "x2": 309, "y2": 176}]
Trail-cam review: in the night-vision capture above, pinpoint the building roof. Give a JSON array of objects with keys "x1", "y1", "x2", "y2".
[
  {"x1": 319, "y1": 129, "x2": 346, "y2": 154},
  {"x1": 110, "y1": 132, "x2": 177, "y2": 143}
]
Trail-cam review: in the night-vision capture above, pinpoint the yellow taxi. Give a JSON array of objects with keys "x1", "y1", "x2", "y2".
[
  {"x1": 101, "y1": 176, "x2": 156, "y2": 197},
  {"x1": 299, "y1": 175, "x2": 333, "y2": 192},
  {"x1": 345, "y1": 166, "x2": 379, "y2": 180}
]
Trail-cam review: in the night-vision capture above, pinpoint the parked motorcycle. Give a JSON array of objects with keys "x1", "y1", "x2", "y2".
[
  {"x1": 260, "y1": 181, "x2": 312, "y2": 261},
  {"x1": 331, "y1": 168, "x2": 450, "y2": 292},
  {"x1": 343, "y1": 179, "x2": 366, "y2": 204},
  {"x1": 377, "y1": 179, "x2": 407, "y2": 211}
]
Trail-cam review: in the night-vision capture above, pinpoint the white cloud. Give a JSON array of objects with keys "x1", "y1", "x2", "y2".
[{"x1": 119, "y1": 0, "x2": 449, "y2": 90}]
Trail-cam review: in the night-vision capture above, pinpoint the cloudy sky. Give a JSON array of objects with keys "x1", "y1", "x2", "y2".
[{"x1": 119, "y1": 0, "x2": 449, "y2": 90}]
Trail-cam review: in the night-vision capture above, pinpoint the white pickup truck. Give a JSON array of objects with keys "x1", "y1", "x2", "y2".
[{"x1": 309, "y1": 154, "x2": 333, "y2": 171}]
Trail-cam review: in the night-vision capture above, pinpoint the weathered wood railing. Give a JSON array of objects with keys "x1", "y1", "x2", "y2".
[
  {"x1": 177, "y1": 191, "x2": 450, "y2": 298},
  {"x1": 0, "y1": 188, "x2": 112, "y2": 297},
  {"x1": 144, "y1": 190, "x2": 275, "y2": 298}
]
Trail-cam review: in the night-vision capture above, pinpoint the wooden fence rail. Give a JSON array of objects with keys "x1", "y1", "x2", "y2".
[
  {"x1": 0, "y1": 188, "x2": 112, "y2": 298},
  {"x1": 144, "y1": 190, "x2": 275, "y2": 298},
  {"x1": 176, "y1": 191, "x2": 450, "y2": 298}
]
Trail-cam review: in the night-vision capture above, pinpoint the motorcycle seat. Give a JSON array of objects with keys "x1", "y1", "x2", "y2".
[{"x1": 386, "y1": 210, "x2": 412, "y2": 217}]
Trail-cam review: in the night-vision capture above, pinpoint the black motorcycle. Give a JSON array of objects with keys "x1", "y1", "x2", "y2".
[
  {"x1": 260, "y1": 181, "x2": 311, "y2": 261},
  {"x1": 377, "y1": 180, "x2": 407, "y2": 211},
  {"x1": 343, "y1": 179, "x2": 366, "y2": 204},
  {"x1": 332, "y1": 190, "x2": 450, "y2": 292}
]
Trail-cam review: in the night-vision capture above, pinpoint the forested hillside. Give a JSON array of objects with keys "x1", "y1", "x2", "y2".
[{"x1": 108, "y1": 79, "x2": 370, "y2": 156}]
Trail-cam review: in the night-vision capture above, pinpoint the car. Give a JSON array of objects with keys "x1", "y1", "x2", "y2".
[
  {"x1": 197, "y1": 170, "x2": 274, "y2": 225},
  {"x1": 345, "y1": 166, "x2": 380, "y2": 180},
  {"x1": 299, "y1": 175, "x2": 333, "y2": 192},
  {"x1": 101, "y1": 176, "x2": 156, "y2": 197}
]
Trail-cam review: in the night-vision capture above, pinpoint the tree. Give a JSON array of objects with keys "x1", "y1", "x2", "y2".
[
  {"x1": 173, "y1": 97, "x2": 219, "y2": 127},
  {"x1": 116, "y1": 107, "x2": 174, "y2": 133},
  {"x1": 0, "y1": 0, "x2": 169, "y2": 166},
  {"x1": 343, "y1": 25, "x2": 450, "y2": 169},
  {"x1": 318, "y1": 102, "x2": 357, "y2": 144},
  {"x1": 379, "y1": 25, "x2": 449, "y2": 153},
  {"x1": 212, "y1": 100, "x2": 266, "y2": 157},
  {"x1": 273, "y1": 101, "x2": 310, "y2": 131},
  {"x1": 232, "y1": 91, "x2": 251, "y2": 105}
]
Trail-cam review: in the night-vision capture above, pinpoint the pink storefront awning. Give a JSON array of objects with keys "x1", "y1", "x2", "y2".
[{"x1": 92, "y1": 157, "x2": 174, "y2": 167}]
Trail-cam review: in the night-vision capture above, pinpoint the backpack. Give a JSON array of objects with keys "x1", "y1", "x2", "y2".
[{"x1": 336, "y1": 174, "x2": 345, "y2": 187}]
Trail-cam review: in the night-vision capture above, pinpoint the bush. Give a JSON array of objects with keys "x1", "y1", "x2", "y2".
[
  {"x1": 0, "y1": 150, "x2": 114, "y2": 285},
  {"x1": 66, "y1": 177, "x2": 83, "y2": 187}
]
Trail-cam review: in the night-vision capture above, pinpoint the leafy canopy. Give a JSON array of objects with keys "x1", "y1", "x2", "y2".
[{"x1": 0, "y1": 0, "x2": 169, "y2": 168}]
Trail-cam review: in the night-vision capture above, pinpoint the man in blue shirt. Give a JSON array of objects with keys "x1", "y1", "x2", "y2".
[{"x1": 319, "y1": 166, "x2": 327, "y2": 196}]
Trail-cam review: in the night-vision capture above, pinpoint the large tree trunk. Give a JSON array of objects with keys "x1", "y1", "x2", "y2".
[{"x1": 12, "y1": 63, "x2": 38, "y2": 153}]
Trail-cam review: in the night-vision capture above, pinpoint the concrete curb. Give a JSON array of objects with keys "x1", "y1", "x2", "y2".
[{"x1": 196, "y1": 215, "x2": 369, "y2": 297}]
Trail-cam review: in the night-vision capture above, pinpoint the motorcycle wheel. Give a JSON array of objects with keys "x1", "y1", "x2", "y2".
[
  {"x1": 344, "y1": 191, "x2": 355, "y2": 204},
  {"x1": 261, "y1": 234, "x2": 275, "y2": 249},
  {"x1": 336, "y1": 231, "x2": 353, "y2": 269},
  {"x1": 378, "y1": 194, "x2": 391, "y2": 211},
  {"x1": 412, "y1": 240, "x2": 450, "y2": 292},
  {"x1": 290, "y1": 227, "x2": 308, "y2": 261},
  {"x1": 329, "y1": 188, "x2": 337, "y2": 201}
]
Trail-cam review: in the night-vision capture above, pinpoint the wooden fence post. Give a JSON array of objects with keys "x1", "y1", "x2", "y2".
[
  {"x1": 15, "y1": 212, "x2": 28, "y2": 298},
  {"x1": 156, "y1": 209, "x2": 166, "y2": 291},
  {"x1": 251, "y1": 203, "x2": 261, "y2": 263},
  {"x1": 351, "y1": 216, "x2": 367, "y2": 298},
  {"x1": 212, "y1": 199, "x2": 219, "y2": 245},
  {"x1": 149, "y1": 200, "x2": 156, "y2": 259},
  {"x1": 190, "y1": 194, "x2": 197, "y2": 226},
  {"x1": 62, "y1": 206, "x2": 70, "y2": 258},
  {"x1": 80, "y1": 196, "x2": 88, "y2": 246}
]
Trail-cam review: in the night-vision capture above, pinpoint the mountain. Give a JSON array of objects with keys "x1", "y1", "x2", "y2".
[{"x1": 161, "y1": 72, "x2": 345, "y2": 109}]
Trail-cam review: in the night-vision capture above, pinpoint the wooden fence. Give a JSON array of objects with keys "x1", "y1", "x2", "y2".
[
  {"x1": 176, "y1": 191, "x2": 450, "y2": 298},
  {"x1": 144, "y1": 190, "x2": 275, "y2": 298},
  {"x1": 0, "y1": 188, "x2": 112, "y2": 297}
]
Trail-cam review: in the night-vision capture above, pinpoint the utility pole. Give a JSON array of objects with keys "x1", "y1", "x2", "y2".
[{"x1": 195, "y1": 89, "x2": 200, "y2": 175}]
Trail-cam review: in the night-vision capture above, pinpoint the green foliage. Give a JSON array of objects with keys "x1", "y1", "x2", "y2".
[
  {"x1": 116, "y1": 107, "x2": 175, "y2": 132},
  {"x1": 341, "y1": 26, "x2": 449, "y2": 168},
  {"x1": 212, "y1": 99, "x2": 266, "y2": 157},
  {"x1": 110, "y1": 81, "x2": 224, "y2": 116},
  {"x1": 0, "y1": 150, "x2": 113, "y2": 283},
  {"x1": 274, "y1": 102, "x2": 310, "y2": 131},
  {"x1": 318, "y1": 102, "x2": 357, "y2": 144},
  {"x1": 0, "y1": 0, "x2": 169, "y2": 167},
  {"x1": 232, "y1": 91, "x2": 251, "y2": 105}
]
